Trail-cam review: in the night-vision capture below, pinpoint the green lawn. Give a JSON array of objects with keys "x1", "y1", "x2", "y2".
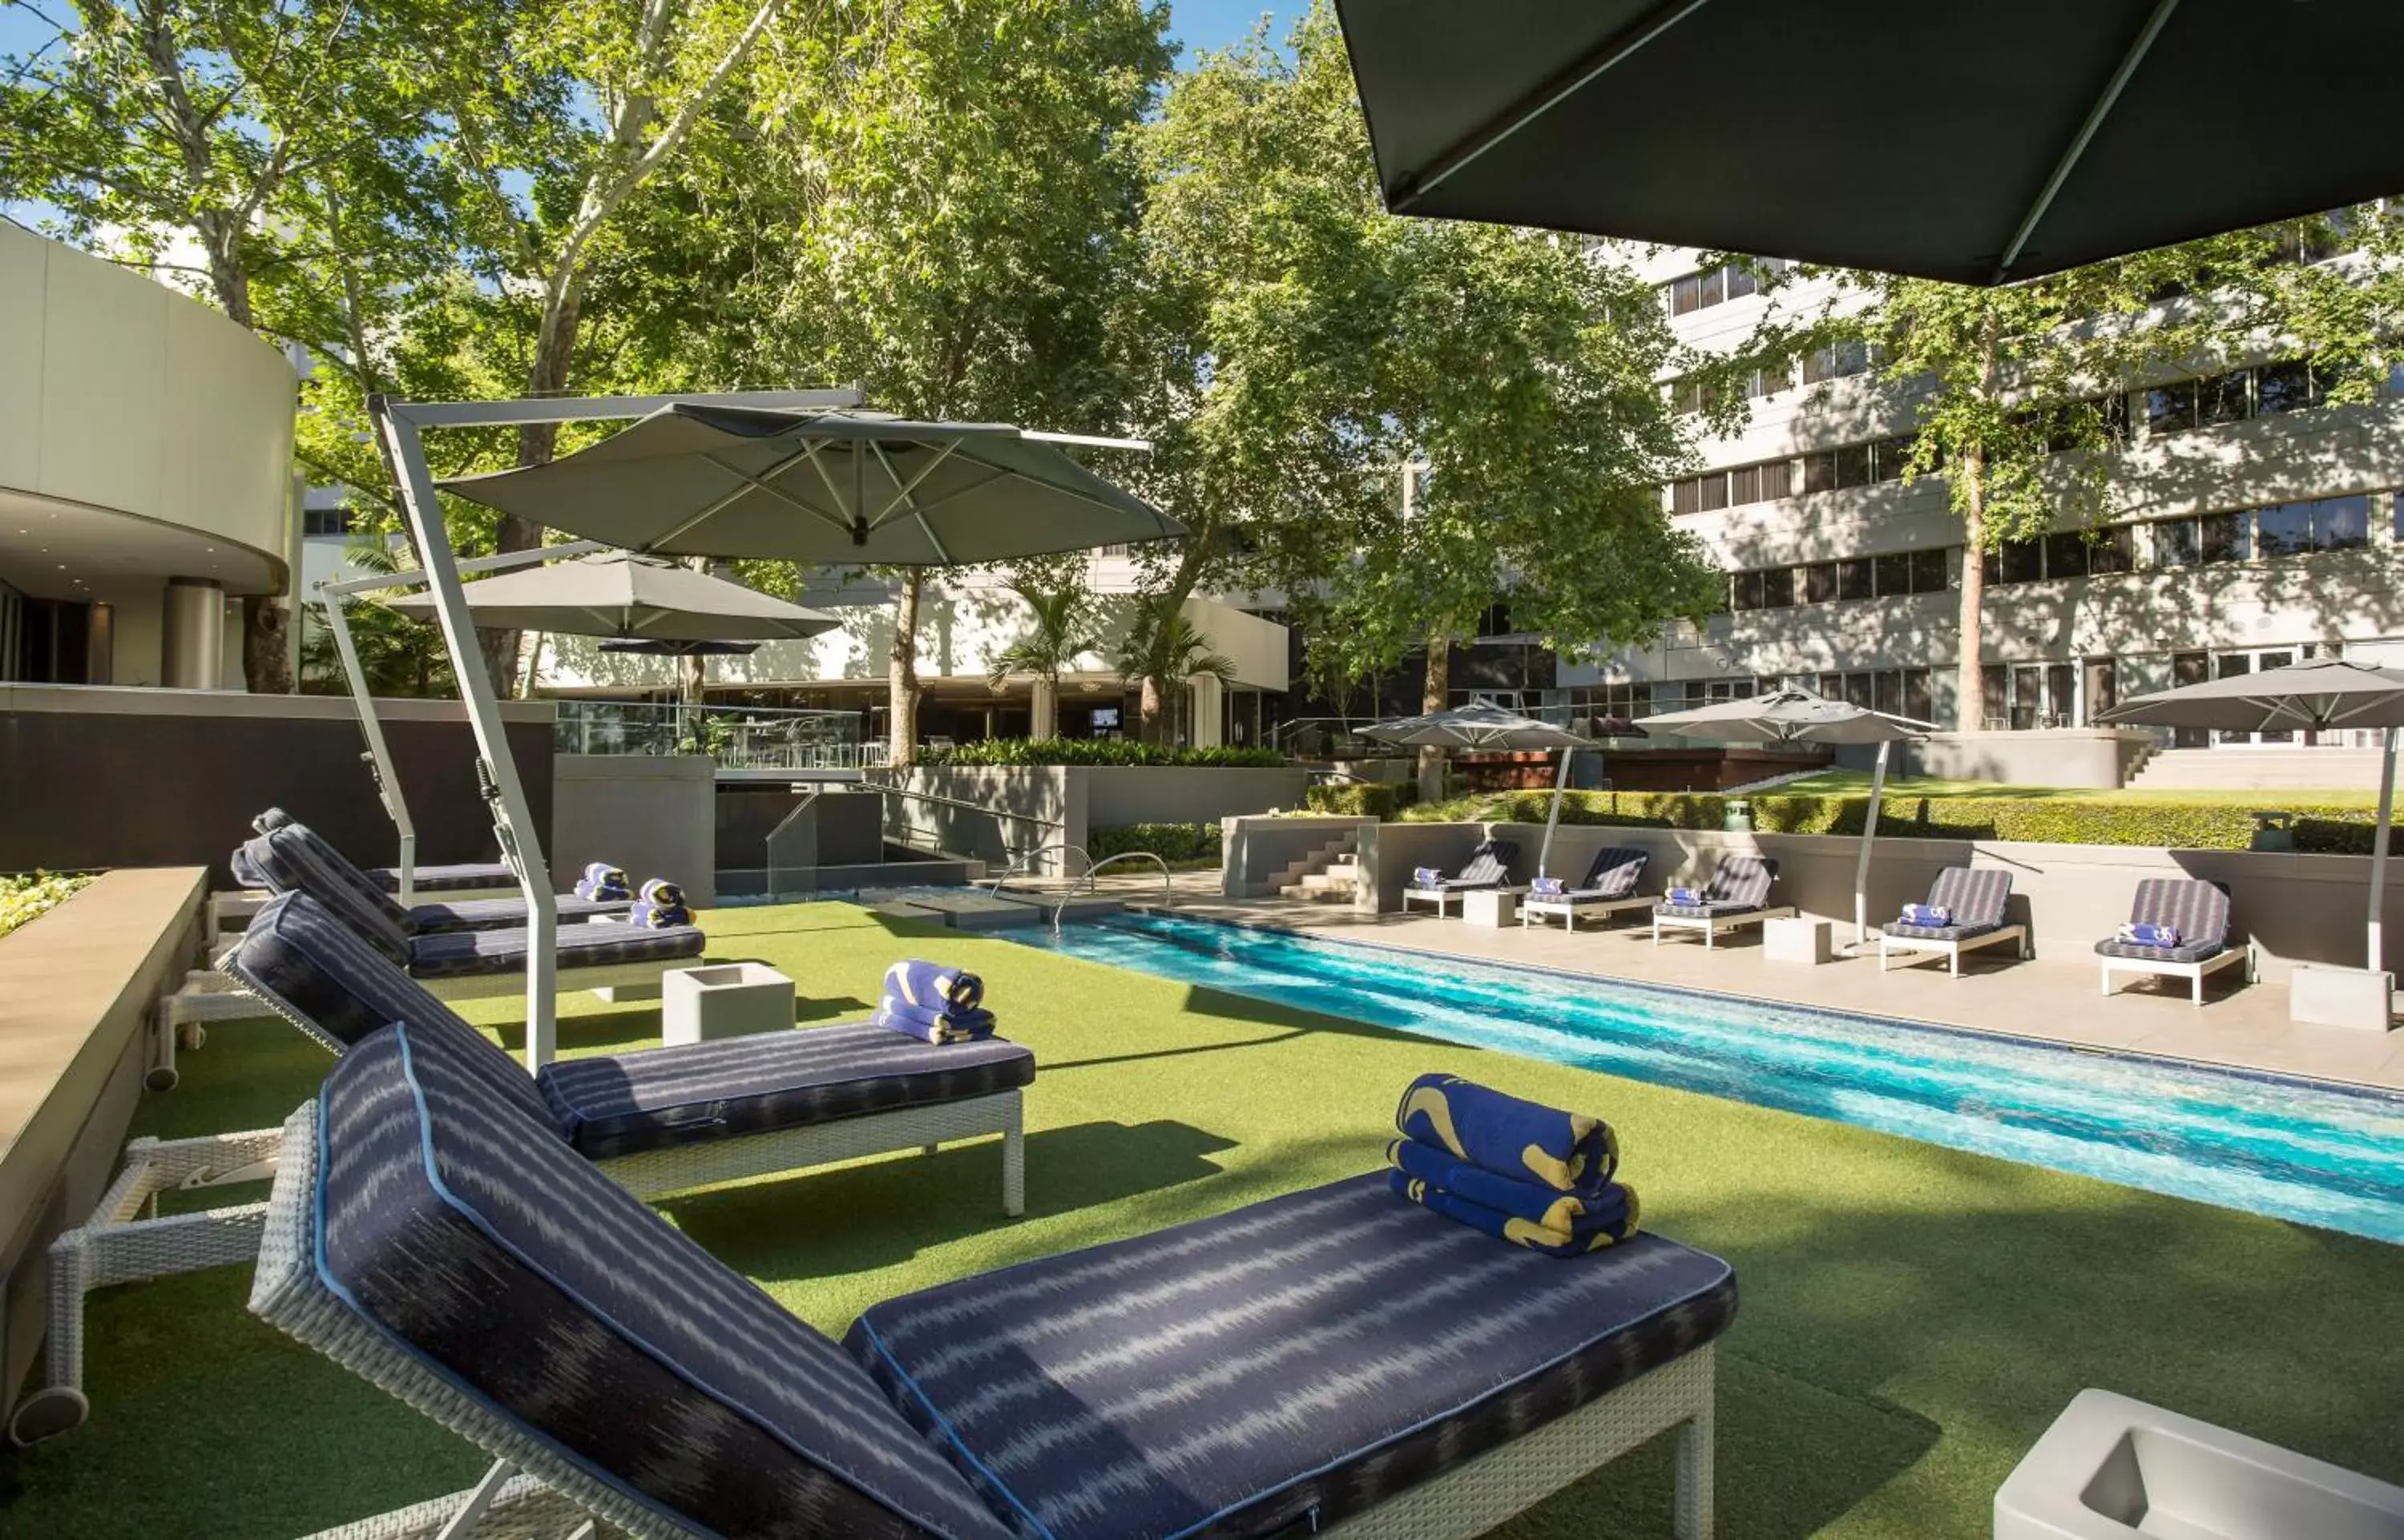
[
  {"x1": 8, "y1": 900, "x2": 2402, "y2": 1538},
  {"x1": 1772, "y1": 769, "x2": 2382, "y2": 804}
]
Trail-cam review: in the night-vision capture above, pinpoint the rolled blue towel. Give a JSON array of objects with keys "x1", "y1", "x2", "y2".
[
  {"x1": 1395, "y1": 1073, "x2": 1619, "y2": 1192},
  {"x1": 1413, "y1": 866, "x2": 1445, "y2": 888},
  {"x1": 1531, "y1": 876, "x2": 1565, "y2": 897},
  {"x1": 2119, "y1": 921, "x2": 2180, "y2": 947},
  {"x1": 1667, "y1": 885, "x2": 1701, "y2": 906},
  {"x1": 884, "y1": 958, "x2": 985, "y2": 1014},
  {"x1": 575, "y1": 862, "x2": 632, "y2": 902},
  {"x1": 1386, "y1": 1139, "x2": 1612, "y2": 1230},
  {"x1": 1388, "y1": 1171, "x2": 1640, "y2": 1256},
  {"x1": 1900, "y1": 903, "x2": 1952, "y2": 926},
  {"x1": 873, "y1": 997, "x2": 997, "y2": 1045},
  {"x1": 629, "y1": 878, "x2": 690, "y2": 928}
]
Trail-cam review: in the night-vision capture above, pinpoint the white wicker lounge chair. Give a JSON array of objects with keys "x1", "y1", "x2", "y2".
[
  {"x1": 1650, "y1": 856, "x2": 1794, "y2": 948},
  {"x1": 2096, "y1": 878, "x2": 2254, "y2": 1005},
  {"x1": 1400, "y1": 838, "x2": 1519, "y2": 917},
  {"x1": 251, "y1": 1018, "x2": 1733, "y2": 1539},
  {"x1": 1521, "y1": 846, "x2": 1652, "y2": 932},
  {"x1": 6, "y1": 889, "x2": 1030, "y2": 1448},
  {"x1": 1879, "y1": 866, "x2": 2031, "y2": 977}
]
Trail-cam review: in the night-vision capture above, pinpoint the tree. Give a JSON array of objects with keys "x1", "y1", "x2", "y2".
[
  {"x1": 988, "y1": 580, "x2": 1097, "y2": 739},
  {"x1": 296, "y1": 542, "x2": 456, "y2": 697},
  {"x1": 1111, "y1": 601, "x2": 1233, "y2": 744},
  {"x1": 1822, "y1": 213, "x2": 2404, "y2": 730}
]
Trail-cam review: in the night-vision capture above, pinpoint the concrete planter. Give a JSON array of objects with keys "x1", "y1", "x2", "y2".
[{"x1": 890, "y1": 764, "x2": 1309, "y2": 869}]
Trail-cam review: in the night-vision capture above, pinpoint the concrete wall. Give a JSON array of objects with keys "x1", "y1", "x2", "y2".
[
  {"x1": 890, "y1": 764, "x2": 1310, "y2": 868},
  {"x1": 1887, "y1": 729, "x2": 2156, "y2": 788},
  {"x1": 0, "y1": 685, "x2": 555, "y2": 887},
  {"x1": 716, "y1": 785, "x2": 886, "y2": 876},
  {"x1": 1084, "y1": 766, "x2": 1311, "y2": 828},
  {"x1": 1222, "y1": 815, "x2": 1369, "y2": 898},
  {"x1": 553, "y1": 755, "x2": 716, "y2": 908}
]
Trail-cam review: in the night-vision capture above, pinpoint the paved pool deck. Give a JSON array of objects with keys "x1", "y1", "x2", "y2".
[{"x1": 1119, "y1": 887, "x2": 2404, "y2": 1095}]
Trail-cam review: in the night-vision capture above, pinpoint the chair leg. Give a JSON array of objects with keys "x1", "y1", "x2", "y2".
[
  {"x1": 1950, "y1": 948, "x2": 1962, "y2": 979},
  {"x1": 2100, "y1": 965, "x2": 2113, "y2": 997},
  {"x1": 1675, "y1": 1400, "x2": 1716, "y2": 1540},
  {"x1": 2192, "y1": 970, "x2": 2204, "y2": 1006},
  {"x1": 1002, "y1": 1117, "x2": 1025, "y2": 1217}
]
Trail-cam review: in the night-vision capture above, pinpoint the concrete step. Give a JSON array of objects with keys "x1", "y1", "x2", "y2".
[{"x1": 2126, "y1": 748, "x2": 2389, "y2": 792}]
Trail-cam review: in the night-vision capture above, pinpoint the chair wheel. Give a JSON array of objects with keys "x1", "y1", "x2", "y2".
[
  {"x1": 144, "y1": 1066, "x2": 180, "y2": 1092},
  {"x1": 9, "y1": 1385, "x2": 90, "y2": 1446}
]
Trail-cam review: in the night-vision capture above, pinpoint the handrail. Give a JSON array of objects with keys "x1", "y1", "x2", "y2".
[
  {"x1": 1048, "y1": 852, "x2": 1173, "y2": 933},
  {"x1": 986, "y1": 842, "x2": 1093, "y2": 895}
]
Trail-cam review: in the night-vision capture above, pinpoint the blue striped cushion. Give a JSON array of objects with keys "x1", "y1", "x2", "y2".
[
  {"x1": 1455, "y1": 840, "x2": 1517, "y2": 886},
  {"x1": 242, "y1": 830, "x2": 414, "y2": 965},
  {"x1": 305, "y1": 1024, "x2": 1012, "y2": 1540},
  {"x1": 1885, "y1": 866, "x2": 2011, "y2": 941},
  {"x1": 369, "y1": 861, "x2": 519, "y2": 894},
  {"x1": 407, "y1": 895, "x2": 629, "y2": 933},
  {"x1": 405, "y1": 919, "x2": 704, "y2": 980},
  {"x1": 2095, "y1": 879, "x2": 2232, "y2": 963},
  {"x1": 229, "y1": 891, "x2": 567, "y2": 1135},
  {"x1": 538, "y1": 1022, "x2": 1036, "y2": 1161},
  {"x1": 847, "y1": 1173, "x2": 1736, "y2": 1539},
  {"x1": 1704, "y1": 855, "x2": 1776, "y2": 909},
  {"x1": 1579, "y1": 847, "x2": 1648, "y2": 900}
]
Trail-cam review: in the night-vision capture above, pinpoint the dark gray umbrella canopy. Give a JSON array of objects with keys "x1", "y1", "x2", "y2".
[
  {"x1": 1360, "y1": 700, "x2": 1586, "y2": 751},
  {"x1": 1335, "y1": 0, "x2": 2404, "y2": 285},
  {"x1": 385, "y1": 550, "x2": 838, "y2": 641},
  {"x1": 437, "y1": 405, "x2": 1184, "y2": 566},
  {"x1": 2096, "y1": 656, "x2": 2404, "y2": 734}
]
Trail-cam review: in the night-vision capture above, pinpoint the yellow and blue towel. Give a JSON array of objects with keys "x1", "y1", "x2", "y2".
[
  {"x1": 1394, "y1": 1073, "x2": 1619, "y2": 1193},
  {"x1": 575, "y1": 862, "x2": 631, "y2": 903},
  {"x1": 629, "y1": 878, "x2": 691, "y2": 928},
  {"x1": 873, "y1": 997, "x2": 996, "y2": 1045},
  {"x1": 877, "y1": 958, "x2": 994, "y2": 1044},
  {"x1": 1388, "y1": 1171, "x2": 1640, "y2": 1256},
  {"x1": 1386, "y1": 1138, "x2": 1611, "y2": 1233}
]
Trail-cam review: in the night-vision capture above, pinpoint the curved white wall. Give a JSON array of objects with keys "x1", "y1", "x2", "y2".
[{"x1": 0, "y1": 224, "x2": 296, "y2": 578}]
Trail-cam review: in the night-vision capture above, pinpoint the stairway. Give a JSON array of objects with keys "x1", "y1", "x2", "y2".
[
  {"x1": 2124, "y1": 746, "x2": 2390, "y2": 792},
  {"x1": 1273, "y1": 833, "x2": 1360, "y2": 903}
]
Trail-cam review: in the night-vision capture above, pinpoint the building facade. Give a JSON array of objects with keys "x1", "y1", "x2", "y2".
[{"x1": 1556, "y1": 244, "x2": 2404, "y2": 747}]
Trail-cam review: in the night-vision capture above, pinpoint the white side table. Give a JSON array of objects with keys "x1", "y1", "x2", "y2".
[
  {"x1": 663, "y1": 963, "x2": 795, "y2": 1045},
  {"x1": 1762, "y1": 916, "x2": 1833, "y2": 966},
  {"x1": 1461, "y1": 889, "x2": 1519, "y2": 929}
]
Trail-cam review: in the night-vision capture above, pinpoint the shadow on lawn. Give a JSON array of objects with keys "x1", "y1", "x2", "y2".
[{"x1": 659, "y1": 1119, "x2": 1238, "y2": 1282}]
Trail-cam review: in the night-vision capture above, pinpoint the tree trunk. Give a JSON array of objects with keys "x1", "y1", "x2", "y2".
[
  {"x1": 889, "y1": 570, "x2": 925, "y2": 767},
  {"x1": 1138, "y1": 534, "x2": 1212, "y2": 744},
  {"x1": 241, "y1": 595, "x2": 294, "y2": 694},
  {"x1": 1030, "y1": 675, "x2": 1057, "y2": 740},
  {"x1": 1417, "y1": 633, "x2": 1450, "y2": 804},
  {"x1": 1137, "y1": 674, "x2": 1165, "y2": 744},
  {"x1": 1954, "y1": 308, "x2": 2002, "y2": 732}
]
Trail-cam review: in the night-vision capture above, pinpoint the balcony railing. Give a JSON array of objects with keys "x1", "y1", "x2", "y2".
[{"x1": 553, "y1": 700, "x2": 884, "y2": 770}]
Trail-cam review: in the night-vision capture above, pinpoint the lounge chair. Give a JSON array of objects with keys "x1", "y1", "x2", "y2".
[
  {"x1": 1400, "y1": 837, "x2": 1520, "y2": 917},
  {"x1": 239, "y1": 819, "x2": 630, "y2": 933},
  {"x1": 1879, "y1": 866, "x2": 2030, "y2": 977},
  {"x1": 248, "y1": 1016, "x2": 1735, "y2": 1539},
  {"x1": 2096, "y1": 877, "x2": 2253, "y2": 1005},
  {"x1": 1522, "y1": 846, "x2": 1652, "y2": 932},
  {"x1": 1650, "y1": 855, "x2": 1794, "y2": 948},
  {"x1": 9, "y1": 887, "x2": 1033, "y2": 1445},
  {"x1": 235, "y1": 824, "x2": 700, "y2": 1002}
]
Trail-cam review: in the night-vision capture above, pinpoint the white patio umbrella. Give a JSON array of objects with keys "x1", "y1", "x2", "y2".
[
  {"x1": 2097, "y1": 655, "x2": 2404, "y2": 970},
  {"x1": 1359, "y1": 701, "x2": 1588, "y2": 877},
  {"x1": 1637, "y1": 688, "x2": 1930, "y2": 948}
]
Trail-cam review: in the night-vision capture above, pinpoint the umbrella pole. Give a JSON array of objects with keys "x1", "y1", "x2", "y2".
[
  {"x1": 1853, "y1": 740, "x2": 1890, "y2": 949},
  {"x1": 1539, "y1": 744, "x2": 1572, "y2": 878},
  {"x1": 321, "y1": 585, "x2": 419, "y2": 906},
  {"x1": 2372, "y1": 726, "x2": 2397, "y2": 972}
]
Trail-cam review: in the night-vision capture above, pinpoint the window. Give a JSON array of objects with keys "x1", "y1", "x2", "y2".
[
  {"x1": 1727, "y1": 465, "x2": 1761, "y2": 505},
  {"x1": 2255, "y1": 361, "x2": 2317, "y2": 414},
  {"x1": 2146, "y1": 380, "x2": 2198, "y2": 435},
  {"x1": 303, "y1": 505, "x2": 353, "y2": 538},
  {"x1": 1833, "y1": 442, "x2": 1873, "y2": 488},
  {"x1": 1803, "y1": 562, "x2": 1837, "y2": 603},
  {"x1": 1801, "y1": 340, "x2": 1870, "y2": 384},
  {"x1": 2256, "y1": 500, "x2": 2314, "y2": 558},
  {"x1": 1697, "y1": 473, "x2": 1729, "y2": 512},
  {"x1": 1982, "y1": 539, "x2": 2043, "y2": 586},
  {"x1": 1873, "y1": 551, "x2": 1912, "y2": 596},
  {"x1": 2199, "y1": 510, "x2": 2248, "y2": 563},
  {"x1": 1731, "y1": 570, "x2": 1765, "y2": 611},
  {"x1": 2088, "y1": 526, "x2": 2135, "y2": 574},
  {"x1": 1757, "y1": 459, "x2": 1792, "y2": 499},
  {"x1": 1836, "y1": 558, "x2": 1873, "y2": 600},
  {"x1": 1668, "y1": 378, "x2": 1705, "y2": 415},
  {"x1": 2260, "y1": 494, "x2": 2371, "y2": 554},
  {"x1": 1912, "y1": 546, "x2": 1948, "y2": 592},
  {"x1": 1746, "y1": 357, "x2": 1796, "y2": 398},
  {"x1": 1668, "y1": 458, "x2": 1792, "y2": 514},
  {"x1": 1662, "y1": 259, "x2": 1785, "y2": 316},
  {"x1": 1801, "y1": 451, "x2": 1835, "y2": 494},
  {"x1": 1758, "y1": 566, "x2": 1795, "y2": 608},
  {"x1": 2044, "y1": 530, "x2": 2089, "y2": 579},
  {"x1": 2199, "y1": 370, "x2": 2252, "y2": 429},
  {"x1": 1671, "y1": 478, "x2": 1700, "y2": 515}
]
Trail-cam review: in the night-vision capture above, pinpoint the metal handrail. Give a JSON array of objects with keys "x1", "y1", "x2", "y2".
[
  {"x1": 986, "y1": 842, "x2": 1093, "y2": 895},
  {"x1": 1048, "y1": 851, "x2": 1173, "y2": 933}
]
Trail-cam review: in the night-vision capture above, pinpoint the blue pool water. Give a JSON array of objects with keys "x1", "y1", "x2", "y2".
[{"x1": 1010, "y1": 911, "x2": 2404, "y2": 1244}]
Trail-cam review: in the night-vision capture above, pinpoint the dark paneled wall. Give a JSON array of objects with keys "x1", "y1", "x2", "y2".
[{"x1": 0, "y1": 700, "x2": 554, "y2": 889}]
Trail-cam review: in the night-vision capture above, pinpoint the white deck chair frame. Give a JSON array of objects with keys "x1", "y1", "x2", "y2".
[
  {"x1": 2099, "y1": 941, "x2": 2256, "y2": 1005},
  {"x1": 1878, "y1": 924, "x2": 2032, "y2": 977},
  {"x1": 1400, "y1": 883, "x2": 1510, "y2": 918},
  {"x1": 1650, "y1": 905, "x2": 1796, "y2": 948},
  {"x1": 1519, "y1": 892, "x2": 1654, "y2": 932},
  {"x1": 253, "y1": 1105, "x2": 1713, "y2": 1540}
]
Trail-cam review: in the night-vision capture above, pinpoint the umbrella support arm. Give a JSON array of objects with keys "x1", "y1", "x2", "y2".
[
  {"x1": 1538, "y1": 744, "x2": 1574, "y2": 879},
  {"x1": 2373, "y1": 728, "x2": 2397, "y2": 973},
  {"x1": 1853, "y1": 740, "x2": 1889, "y2": 949}
]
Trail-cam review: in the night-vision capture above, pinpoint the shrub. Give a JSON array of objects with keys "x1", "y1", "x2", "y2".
[
  {"x1": 1089, "y1": 822, "x2": 1223, "y2": 869},
  {"x1": 1302, "y1": 780, "x2": 1419, "y2": 820},
  {"x1": 0, "y1": 871, "x2": 94, "y2": 938},
  {"x1": 922, "y1": 738, "x2": 1285, "y2": 768}
]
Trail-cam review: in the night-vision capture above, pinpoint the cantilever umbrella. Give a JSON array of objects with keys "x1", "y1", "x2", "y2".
[
  {"x1": 1361, "y1": 701, "x2": 1590, "y2": 878},
  {"x1": 1334, "y1": 0, "x2": 2404, "y2": 284},
  {"x1": 437, "y1": 405, "x2": 1184, "y2": 565},
  {"x1": 1638, "y1": 689, "x2": 1929, "y2": 948},
  {"x1": 2098, "y1": 655, "x2": 2404, "y2": 971}
]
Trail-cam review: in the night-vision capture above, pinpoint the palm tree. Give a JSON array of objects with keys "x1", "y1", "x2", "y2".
[
  {"x1": 1115, "y1": 602, "x2": 1236, "y2": 744},
  {"x1": 297, "y1": 539, "x2": 456, "y2": 698},
  {"x1": 989, "y1": 582, "x2": 1096, "y2": 740}
]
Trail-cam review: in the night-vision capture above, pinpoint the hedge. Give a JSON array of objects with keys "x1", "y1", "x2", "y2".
[
  {"x1": 1403, "y1": 789, "x2": 2382, "y2": 854},
  {"x1": 921, "y1": 738, "x2": 1285, "y2": 768},
  {"x1": 1089, "y1": 822, "x2": 1223, "y2": 869},
  {"x1": 1302, "y1": 780, "x2": 1420, "y2": 820},
  {"x1": 1, "y1": 871, "x2": 93, "y2": 939}
]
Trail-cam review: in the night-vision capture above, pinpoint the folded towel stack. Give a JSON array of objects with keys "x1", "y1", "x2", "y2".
[
  {"x1": 575, "y1": 862, "x2": 632, "y2": 902},
  {"x1": 1387, "y1": 1072, "x2": 1638, "y2": 1256},
  {"x1": 1413, "y1": 865, "x2": 1446, "y2": 889},
  {"x1": 2117, "y1": 921, "x2": 2180, "y2": 947},
  {"x1": 1530, "y1": 876, "x2": 1565, "y2": 897},
  {"x1": 876, "y1": 957, "x2": 995, "y2": 1045},
  {"x1": 1667, "y1": 885, "x2": 1701, "y2": 907},
  {"x1": 629, "y1": 878, "x2": 690, "y2": 928},
  {"x1": 1900, "y1": 902, "x2": 1952, "y2": 926}
]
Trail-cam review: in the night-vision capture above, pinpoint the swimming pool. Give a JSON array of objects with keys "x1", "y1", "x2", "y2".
[{"x1": 1010, "y1": 910, "x2": 2404, "y2": 1244}]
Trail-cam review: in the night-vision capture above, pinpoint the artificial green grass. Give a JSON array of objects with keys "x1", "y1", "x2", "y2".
[{"x1": 7, "y1": 900, "x2": 2402, "y2": 1538}]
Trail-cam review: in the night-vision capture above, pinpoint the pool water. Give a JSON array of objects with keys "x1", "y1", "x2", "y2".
[{"x1": 1010, "y1": 911, "x2": 2404, "y2": 1244}]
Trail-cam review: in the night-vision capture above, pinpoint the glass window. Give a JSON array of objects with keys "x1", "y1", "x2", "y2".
[
  {"x1": 1804, "y1": 562, "x2": 1837, "y2": 603},
  {"x1": 1873, "y1": 552, "x2": 1912, "y2": 596},
  {"x1": 1836, "y1": 558, "x2": 1873, "y2": 600},
  {"x1": 2199, "y1": 369, "x2": 2252, "y2": 427},
  {"x1": 1834, "y1": 442, "x2": 1874, "y2": 488},
  {"x1": 2153, "y1": 518, "x2": 2199, "y2": 566},
  {"x1": 1872, "y1": 437, "x2": 1914, "y2": 482},
  {"x1": 1802, "y1": 340, "x2": 1870, "y2": 384},
  {"x1": 1802, "y1": 452, "x2": 1837, "y2": 494},
  {"x1": 2315, "y1": 494, "x2": 2370, "y2": 550},
  {"x1": 2254, "y1": 501, "x2": 2312, "y2": 557},
  {"x1": 1731, "y1": 570, "x2": 1765, "y2": 611},
  {"x1": 1698, "y1": 473, "x2": 1728, "y2": 512},
  {"x1": 1759, "y1": 567, "x2": 1796, "y2": 608},
  {"x1": 1841, "y1": 673, "x2": 1874, "y2": 710},
  {"x1": 2044, "y1": 530, "x2": 2090, "y2": 579},
  {"x1": 2088, "y1": 526, "x2": 2134, "y2": 574},
  {"x1": 1749, "y1": 357, "x2": 1795, "y2": 397},
  {"x1": 2255, "y1": 360, "x2": 2316, "y2": 413},
  {"x1": 1757, "y1": 458, "x2": 1793, "y2": 499},
  {"x1": 2146, "y1": 381, "x2": 2198, "y2": 435},
  {"x1": 1697, "y1": 268, "x2": 1724, "y2": 308},
  {"x1": 1671, "y1": 274, "x2": 1703, "y2": 315},
  {"x1": 1819, "y1": 672, "x2": 1845, "y2": 699},
  {"x1": 1980, "y1": 665, "x2": 2007, "y2": 729},
  {"x1": 1728, "y1": 465, "x2": 1761, "y2": 506},
  {"x1": 1912, "y1": 547, "x2": 1948, "y2": 593},
  {"x1": 1671, "y1": 478, "x2": 1700, "y2": 515},
  {"x1": 1903, "y1": 668, "x2": 1934, "y2": 724},
  {"x1": 2199, "y1": 510, "x2": 2248, "y2": 563},
  {"x1": 1983, "y1": 539, "x2": 2042, "y2": 585},
  {"x1": 1723, "y1": 264, "x2": 1757, "y2": 300}
]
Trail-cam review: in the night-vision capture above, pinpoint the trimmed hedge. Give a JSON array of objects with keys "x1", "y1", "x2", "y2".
[
  {"x1": 1408, "y1": 789, "x2": 2381, "y2": 854},
  {"x1": 0, "y1": 871, "x2": 93, "y2": 938},
  {"x1": 1302, "y1": 780, "x2": 1420, "y2": 820},
  {"x1": 922, "y1": 738, "x2": 1285, "y2": 768},
  {"x1": 1089, "y1": 822, "x2": 1223, "y2": 869}
]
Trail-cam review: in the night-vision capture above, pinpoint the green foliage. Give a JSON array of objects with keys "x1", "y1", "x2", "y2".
[
  {"x1": 296, "y1": 542, "x2": 458, "y2": 698},
  {"x1": 1412, "y1": 789, "x2": 2380, "y2": 853},
  {"x1": 0, "y1": 872, "x2": 95, "y2": 938},
  {"x1": 923, "y1": 738, "x2": 1284, "y2": 768},
  {"x1": 1301, "y1": 780, "x2": 1418, "y2": 820},
  {"x1": 1088, "y1": 822, "x2": 1222, "y2": 869},
  {"x1": 988, "y1": 582, "x2": 1099, "y2": 693}
]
